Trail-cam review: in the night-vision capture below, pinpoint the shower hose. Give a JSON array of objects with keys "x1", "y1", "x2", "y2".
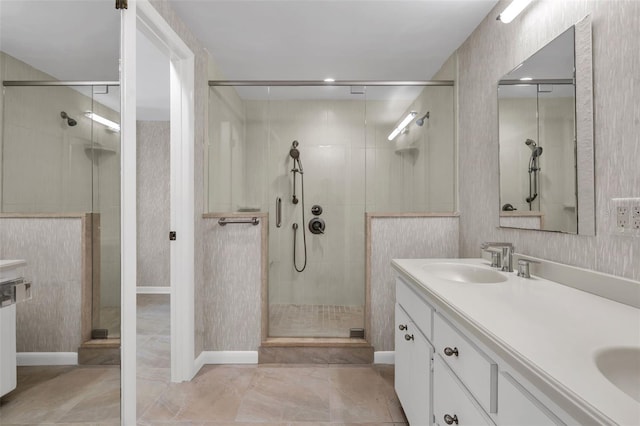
[{"x1": 293, "y1": 172, "x2": 307, "y2": 272}]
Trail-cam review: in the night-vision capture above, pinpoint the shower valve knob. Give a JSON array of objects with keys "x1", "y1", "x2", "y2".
[
  {"x1": 311, "y1": 205, "x2": 323, "y2": 216},
  {"x1": 308, "y1": 218, "x2": 325, "y2": 234}
]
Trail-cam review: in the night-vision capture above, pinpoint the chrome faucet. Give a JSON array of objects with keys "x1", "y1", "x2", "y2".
[{"x1": 481, "y1": 242, "x2": 515, "y2": 272}]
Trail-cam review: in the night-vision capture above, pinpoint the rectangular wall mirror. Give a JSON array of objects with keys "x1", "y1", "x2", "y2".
[{"x1": 497, "y1": 16, "x2": 594, "y2": 235}]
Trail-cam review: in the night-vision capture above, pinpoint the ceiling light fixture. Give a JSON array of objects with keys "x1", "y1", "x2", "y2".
[
  {"x1": 497, "y1": 0, "x2": 533, "y2": 24},
  {"x1": 85, "y1": 112, "x2": 120, "y2": 132},
  {"x1": 387, "y1": 111, "x2": 417, "y2": 141}
]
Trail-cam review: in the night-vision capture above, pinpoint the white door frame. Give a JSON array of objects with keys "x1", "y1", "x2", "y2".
[{"x1": 121, "y1": 0, "x2": 195, "y2": 423}]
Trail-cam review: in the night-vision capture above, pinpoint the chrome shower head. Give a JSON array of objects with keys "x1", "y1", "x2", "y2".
[
  {"x1": 289, "y1": 140, "x2": 303, "y2": 173},
  {"x1": 60, "y1": 111, "x2": 77, "y2": 127},
  {"x1": 525, "y1": 138, "x2": 537, "y2": 149},
  {"x1": 415, "y1": 112, "x2": 430, "y2": 127}
]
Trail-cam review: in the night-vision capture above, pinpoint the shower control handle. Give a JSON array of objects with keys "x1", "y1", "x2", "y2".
[
  {"x1": 276, "y1": 197, "x2": 282, "y2": 228},
  {"x1": 309, "y1": 217, "x2": 325, "y2": 234},
  {"x1": 311, "y1": 205, "x2": 323, "y2": 216}
]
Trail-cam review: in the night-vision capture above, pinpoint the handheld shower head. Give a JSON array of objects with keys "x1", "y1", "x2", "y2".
[
  {"x1": 289, "y1": 140, "x2": 303, "y2": 173},
  {"x1": 525, "y1": 138, "x2": 537, "y2": 149},
  {"x1": 60, "y1": 111, "x2": 77, "y2": 127},
  {"x1": 532, "y1": 146, "x2": 543, "y2": 158},
  {"x1": 415, "y1": 112, "x2": 430, "y2": 127}
]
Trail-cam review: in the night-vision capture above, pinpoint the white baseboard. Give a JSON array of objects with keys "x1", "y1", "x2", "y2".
[
  {"x1": 374, "y1": 351, "x2": 395, "y2": 364},
  {"x1": 136, "y1": 286, "x2": 171, "y2": 294},
  {"x1": 17, "y1": 352, "x2": 78, "y2": 366},
  {"x1": 193, "y1": 351, "x2": 258, "y2": 376}
]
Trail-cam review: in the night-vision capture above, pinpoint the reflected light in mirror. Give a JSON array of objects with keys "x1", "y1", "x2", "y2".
[
  {"x1": 497, "y1": 0, "x2": 533, "y2": 24},
  {"x1": 388, "y1": 111, "x2": 417, "y2": 141},
  {"x1": 84, "y1": 111, "x2": 120, "y2": 132}
]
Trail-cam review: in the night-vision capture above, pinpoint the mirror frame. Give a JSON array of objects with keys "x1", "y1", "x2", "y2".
[{"x1": 498, "y1": 15, "x2": 594, "y2": 235}]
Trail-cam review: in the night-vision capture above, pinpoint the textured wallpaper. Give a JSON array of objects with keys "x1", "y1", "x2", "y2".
[
  {"x1": 0, "y1": 218, "x2": 83, "y2": 352},
  {"x1": 202, "y1": 217, "x2": 262, "y2": 351},
  {"x1": 137, "y1": 121, "x2": 170, "y2": 288},
  {"x1": 457, "y1": 0, "x2": 640, "y2": 281},
  {"x1": 370, "y1": 216, "x2": 459, "y2": 351}
]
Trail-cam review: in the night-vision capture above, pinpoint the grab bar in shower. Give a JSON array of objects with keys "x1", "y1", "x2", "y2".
[
  {"x1": 276, "y1": 197, "x2": 282, "y2": 228},
  {"x1": 218, "y1": 217, "x2": 260, "y2": 226}
]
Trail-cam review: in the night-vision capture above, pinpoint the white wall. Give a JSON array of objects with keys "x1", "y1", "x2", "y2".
[{"x1": 457, "y1": 0, "x2": 640, "y2": 281}]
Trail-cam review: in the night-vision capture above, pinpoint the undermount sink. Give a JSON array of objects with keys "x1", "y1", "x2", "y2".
[
  {"x1": 595, "y1": 347, "x2": 640, "y2": 403},
  {"x1": 421, "y1": 262, "x2": 508, "y2": 284}
]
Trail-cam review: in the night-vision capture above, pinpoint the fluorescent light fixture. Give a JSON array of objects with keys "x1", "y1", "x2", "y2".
[
  {"x1": 324, "y1": 78, "x2": 335, "y2": 83},
  {"x1": 497, "y1": 0, "x2": 532, "y2": 23},
  {"x1": 387, "y1": 111, "x2": 417, "y2": 141},
  {"x1": 85, "y1": 112, "x2": 120, "y2": 132},
  {"x1": 520, "y1": 77, "x2": 533, "y2": 81}
]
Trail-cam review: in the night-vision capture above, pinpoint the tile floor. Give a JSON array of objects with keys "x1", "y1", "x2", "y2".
[
  {"x1": 0, "y1": 365, "x2": 121, "y2": 425},
  {"x1": 1, "y1": 296, "x2": 405, "y2": 425},
  {"x1": 269, "y1": 304, "x2": 364, "y2": 338}
]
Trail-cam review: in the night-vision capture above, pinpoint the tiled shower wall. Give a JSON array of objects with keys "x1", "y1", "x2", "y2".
[
  {"x1": 137, "y1": 121, "x2": 170, "y2": 288},
  {"x1": 455, "y1": 0, "x2": 640, "y2": 281},
  {"x1": 499, "y1": 97, "x2": 577, "y2": 233}
]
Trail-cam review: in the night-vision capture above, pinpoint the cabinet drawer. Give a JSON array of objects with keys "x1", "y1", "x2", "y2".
[
  {"x1": 497, "y1": 372, "x2": 564, "y2": 425},
  {"x1": 396, "y1": 277, "x2": 434, "y2": 340},
  {"x1": 434, "y1": 356, "x2": 494, "y2": 426},
  {"x1": 434, "y1": 313, "x2": 497, "y2": 413}
]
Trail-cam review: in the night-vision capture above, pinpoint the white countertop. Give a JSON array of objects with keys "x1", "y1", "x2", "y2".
[
  {"x1": 392, "y1": 258, "x2": 640, "y2": 425},
  {"x1": 0, "y1": 260, "x2": 26, "y2": 272}
]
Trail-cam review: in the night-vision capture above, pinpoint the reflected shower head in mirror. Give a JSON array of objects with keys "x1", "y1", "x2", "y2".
[
  {"x1": 60, "y1": 111, "x2": 77, "y2": 127},
  {"x1": 289, "y1": 140, "x2": 303, "y2": 173},
  {"x1": 525, "y1": 139, "x2": 543, "y2": 158},
  {"x1": 415, "y1": 112, "x2": 430, "y2": 126}
]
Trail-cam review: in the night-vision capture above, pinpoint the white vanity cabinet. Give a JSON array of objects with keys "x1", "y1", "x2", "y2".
[
  {"x1": 395, "y1": 276, "x2": 567, "y2": 426},
  {"x1": 395, "y1": 280, "x2": 434, "y2": 426}
]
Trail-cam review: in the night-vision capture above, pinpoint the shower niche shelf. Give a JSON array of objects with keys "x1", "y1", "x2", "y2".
[{"x1": 84, "y1": 143, "x2": 117, "y2": 158}]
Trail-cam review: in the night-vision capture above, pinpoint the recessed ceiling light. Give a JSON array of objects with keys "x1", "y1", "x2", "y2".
[{"x1": 323, "y1": 78, "x2": 335, "y2": 83}]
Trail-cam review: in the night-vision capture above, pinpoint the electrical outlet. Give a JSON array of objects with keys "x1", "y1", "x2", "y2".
[
  {"x1": 610, "y1": 198, "x2": 640, "y2": 235},
  {"x1": 617, "y1": 206, "x2": 629, "y2": 230}
]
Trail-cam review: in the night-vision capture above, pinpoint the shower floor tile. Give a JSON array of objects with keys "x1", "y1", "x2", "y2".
[{"x1": 269, "y1": 304, "x2": 364, "y2": 337}]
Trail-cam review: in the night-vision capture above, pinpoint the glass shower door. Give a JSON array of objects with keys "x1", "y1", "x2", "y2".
[{"x1": 265, "y1": 85, "x2": 366, "y2": 338}]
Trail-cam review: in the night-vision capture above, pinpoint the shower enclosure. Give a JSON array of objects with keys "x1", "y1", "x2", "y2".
[
  {"x1": 208, "y1": 82, "x2": 454, "y2": 339},
  {"x1": 1, "y1": 81, "x2": 121, "y2": 337}
]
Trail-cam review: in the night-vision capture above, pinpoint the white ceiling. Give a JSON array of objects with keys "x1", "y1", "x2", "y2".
[
  {"x1": 169, "y1": 0, "x2": 498, "y2": 81},
  {"x1": 1, "y1": 0, "x2": 499, "y2": 119}
]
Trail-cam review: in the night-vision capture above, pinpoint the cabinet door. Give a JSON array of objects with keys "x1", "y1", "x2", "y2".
[
  {"x1": 497, "y1": 372, "x2": 564, "y2": 425},
  {"x1": 433, "y1": 356, "x2": 494, "y2": 426},
  {"x1": 395, "y1": 304, "x2": 433, "y2": 426}
]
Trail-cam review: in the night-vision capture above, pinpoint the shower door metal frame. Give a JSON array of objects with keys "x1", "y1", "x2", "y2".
[{"x1": 207, "y1": 80, "x2": 455, "y2": 344}]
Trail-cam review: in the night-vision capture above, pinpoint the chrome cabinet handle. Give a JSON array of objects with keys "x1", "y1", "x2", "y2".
[
  {"x1": 443, "y1": 347, "x2": 459, "y2": 357},
  {"x1": 276, "y1": 197, "x2": 282, "y2": 228},
  {"x1": 404, "y1": 334, "x2": 414, "y2": 341},
  {"x1": 398, "y1": 324, "x2": 407, "y2": 331},
  {"x1": 444, "y1": 414, "x2": 459, "y2": 425}
]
